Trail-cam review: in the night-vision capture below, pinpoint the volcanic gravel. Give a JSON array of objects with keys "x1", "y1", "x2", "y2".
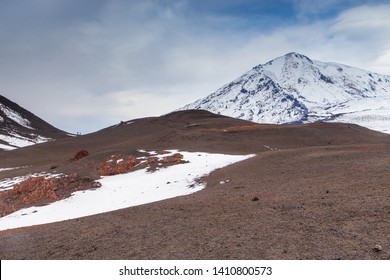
[{"x1": 0, "y1": 110, "x2": 389, "y2": 259}]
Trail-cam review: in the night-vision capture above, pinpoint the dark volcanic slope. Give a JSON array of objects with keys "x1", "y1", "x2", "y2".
[
  {"x1": 0, "y1": 95, "x2": 68, "y2": 149},
  {"x1": 0, "y1": 110, "x2": 389, "y2": 259}
]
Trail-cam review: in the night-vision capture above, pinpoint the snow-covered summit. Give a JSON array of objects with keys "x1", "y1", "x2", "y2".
[
  {"x1": 180, "y1": 52, "x2": 390, "y2": 133},
  {"x1": 0, "y1": 95, "x2": 68, "y2": 150}
]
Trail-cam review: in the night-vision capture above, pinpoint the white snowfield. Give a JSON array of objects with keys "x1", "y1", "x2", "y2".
[
  {"x1": 181, "y1": 52, "x2": 390, "y2": 134},
  {"x1": 325, "y1": 98, "x2": 390, "y2": 134},
  {"x1": 0, "y1": 150, "x2": 255, "y2": 231}
]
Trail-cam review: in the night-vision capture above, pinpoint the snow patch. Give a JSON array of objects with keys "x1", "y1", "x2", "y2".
[
  {"x1": 0, "y1": 103, "x2": 34, "y2": 129},
  {"x1": 0, "y1": 150, "x2": 254, "y2": 231},
  {"x1": 0, "y1": 143, "x2": 16, "y2": 151},
  {"x1": 0, "y1": 132, "x2": 52, "y2": 150},
  {"x1": 0, "y1": 166, "x2": 27, "y2": 172}
]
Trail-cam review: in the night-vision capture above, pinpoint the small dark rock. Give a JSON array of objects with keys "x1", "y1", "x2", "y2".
[
  {"x1": 372, "y1": 245, "x2": 382, "y2": 252},
  {"x1": 252, "y1": 196, "x2": 259, "y2": 201},
  {"x1": 92, "y1": 182, "x2": 102, "y2": 188}
]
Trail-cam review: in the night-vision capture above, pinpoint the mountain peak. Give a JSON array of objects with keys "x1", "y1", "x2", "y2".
[
  {"x1": 284, "y1": 52, "x2": 310, "y2": 59},
  {"x1": 265, "y1": 52, "x2": 312, "y2": 62},
  {"x1": 285, "y1": 52, "x2": 313, "y2": 63},
  {"x1": 180, "y1": 53, "x2": 390, "y2": 134}
]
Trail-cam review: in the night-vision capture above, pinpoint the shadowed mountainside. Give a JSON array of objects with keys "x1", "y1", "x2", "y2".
[{"x1": 0, "y1": 95, "x2": 69, "y2": 150}]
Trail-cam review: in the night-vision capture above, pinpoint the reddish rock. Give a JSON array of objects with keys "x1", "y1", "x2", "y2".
[
  {"x1": 159, "y1": 153, "x2": 185, "y2": 165},
  {"x1": 97, "y1": 156, "x2": 141, "y2": 176},
  {"x1": 72, "y1": 149, "x2": 89, "y2": 161},
  {"x1": 0, "y1": 175, "x2": 100, "y2": 217}
]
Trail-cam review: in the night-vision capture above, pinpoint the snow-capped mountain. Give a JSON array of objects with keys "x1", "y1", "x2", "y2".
[
  {"x1": 0, "y1": 95, "x2": 68, "y2": 150},
  {"x1": 180, "y1": 52, "x2": 390, "y2": 133}
]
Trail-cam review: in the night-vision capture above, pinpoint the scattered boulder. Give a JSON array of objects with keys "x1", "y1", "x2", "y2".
[
  {"x1": 372, "y1": 245, "x2": 382, "y2": 252},
  {"x1": 0, "y1": 174, "x2": 101, "y2": 217},
  {"x1": 96, "y1": 151, "x2": 188, "y2": 177},
  {"x1": 159, "y1": 153, "x2": 186, "y2": 165},
  {"x1": 97, "y1": 156, "x2": 141, "y2": 176},
  {"x1": 72, "y1": 149, "x2": 89, "y2": 161}
]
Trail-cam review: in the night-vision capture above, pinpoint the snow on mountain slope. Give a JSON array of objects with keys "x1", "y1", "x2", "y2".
[
  {"x1": 180, "y1": 52, "x2": 390, "y2": 133},
  {"x1": 0, "y1": 150, "x2": 254, "y2": 231},
  {"x1": 0, "y1": 95, "x2": 68, "y2": 150}
]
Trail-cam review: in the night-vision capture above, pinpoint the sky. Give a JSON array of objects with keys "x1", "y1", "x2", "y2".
[{"x1": 1, "y1": 0, "x2": 390, "y2": 134}]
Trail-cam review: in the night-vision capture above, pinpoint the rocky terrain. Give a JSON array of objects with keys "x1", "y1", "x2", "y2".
[{"x1": 0, "y1": 110, "x2": 389, "y2": 259}]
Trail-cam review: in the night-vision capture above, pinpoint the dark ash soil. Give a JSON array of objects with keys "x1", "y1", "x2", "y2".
[{"x1": 0, "y1": 110, "x2": 389, "y2": 259}]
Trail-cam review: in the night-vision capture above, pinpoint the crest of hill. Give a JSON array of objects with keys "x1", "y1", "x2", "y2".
[{"x1": 2, "y1": 109, "x2": 389, "y2": 175}]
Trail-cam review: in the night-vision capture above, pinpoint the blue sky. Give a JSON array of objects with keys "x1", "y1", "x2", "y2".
[{"x1": 1, "y1": 0, "x2": 390, "y2": 133}]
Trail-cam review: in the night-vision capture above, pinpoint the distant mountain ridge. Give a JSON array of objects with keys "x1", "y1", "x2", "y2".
[
  {"x1": 0, "y1": 95, "x2": 68, "y2": 150},
  {"x1": 180, "y1": 52, "x2": 390, "y2": 133}
]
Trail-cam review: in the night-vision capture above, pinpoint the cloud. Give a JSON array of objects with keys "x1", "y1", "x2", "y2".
[
  {"x1": 371, "y1": 50, "x2": 390, "y2": 74},
  {"x1": 288, "y1": 0, "x2": 384, "y2": 18},
  {"x1": 104, "y1": 90, "x2": 189, "y2": 119},
  {"x1": 0, "y1": 1, "x2": 389, "y2": 133},
  {"x1": 331, "y1": 4, "x2": 390, "y2": 42},
  {"x1": 327, "y1": 4, "x2": 390, "y2": 66},
  {"x1": 291, "y1": 0, "x2": 345, "y2": 16}
]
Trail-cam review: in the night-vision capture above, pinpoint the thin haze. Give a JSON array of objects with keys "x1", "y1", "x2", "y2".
[{"x1": 1, "y1": 0, "x2": 390, "y2": 133}]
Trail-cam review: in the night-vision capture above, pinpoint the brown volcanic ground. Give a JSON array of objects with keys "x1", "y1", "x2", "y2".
[{"x1": 0, "y1": 110, "x2": 389, "y2": 259}]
